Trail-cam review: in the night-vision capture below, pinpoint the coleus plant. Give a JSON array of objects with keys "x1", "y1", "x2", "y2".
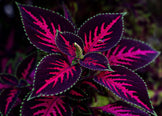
[{"x1": 0, "y1": 2, "x2": 160, "y2": 116}]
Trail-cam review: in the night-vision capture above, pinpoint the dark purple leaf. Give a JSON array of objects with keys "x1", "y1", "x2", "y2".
[
  {"x1": 103, "y1": 38, "x2": 160, "y2": 70},
  {"x1": 56, "y1": 32, "x2": 83, "y2": 57},
  {"x1": 16, "y1": 3, "x2": 75, "y2": 53},
  {"x1": 0, "y1": 74, "x2": 18, "y2": 86},
  {"x1": 16, "y1": 52, "x2": 37, "y2": 85},
  {"x1": 78, "y1": 13, "x2": 124, "y2": 54},
  {"x1": 79, "y1": 52, "x2": 110, "y2": 71},
  {"x1": 31, "y1": 54, "x2": 81, "y2": 97},
  {"x1": 0, "y1": 88, "x2": 20, "y2": 115},
  {"x1": 96, "y1": 101, "x2": 149, "y2": 116},
  {"x1": 94, "y1": 66, "x2": 154, "y2": 114},
  {"x1": 66, "y1": 87, "x2": 89, "y2": 101},
  {"x1": 21, "y1": 96, "x2": 72, "y2": 116}
]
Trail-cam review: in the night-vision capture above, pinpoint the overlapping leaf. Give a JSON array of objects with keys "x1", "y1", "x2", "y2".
[
  {"x1": 79, "y1": 52, "x2": 110, "y2": 71},
  {"x1": 56, "y1": 32, "x2": 83, "y2": 57},
  {"x1": 21, "y1": 96, "x2": 72, "y2": 116},
  {"x1": 0, "y1": 88, "x2": 20, "y2": 116},
  {"x1": 78, "y1": 13, "x2": 124, "y2": 54},
  {"x1": 31, "y1": 54, "x2": 81, "y2": 97},
  {"x1": 66, "y1": 87, "x2": 89, "y2": 101},
  {"x1": 16, "y1": 52, "x2": 37, "y2": 85},
  {"x1": 103, "y1": 38, "x2": 160, "y2": 70},
  {"x1": 17, "y1": 3, "x2": 75, "y2": 53},
  {"x1": 0, "y1": 74, "x2": 18, "y2": 86},
  {"x1": 94, "y1": 66, "x2": 154, "y2": 114},
  {"x1": 96, "y1": 101, "x2": 149, "y2": 116}
]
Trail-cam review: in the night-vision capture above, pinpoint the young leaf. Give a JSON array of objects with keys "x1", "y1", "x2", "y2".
[
  {"x1": 103, "y1": 38, "x2": 160, "y2": 70},
  {"x1": 16, "y1": 52, "x2": 37, "y2": 85},
  {"x1": 96, "y1": 101, "x2": 149, "y2": 116},
  {"x1": 16, "y1": 3, "x2": 75, "y2": 53},
  {"x1": 31, "y1": 54, "x2": 81, "y2": 97},
  {"x1": 94, "y1": 66, "x2": 154, "y2": 114},
  {"x1": 56, "y1": 32, "x2": 83, "y2": 57},
  {"x1": 78, "y1": 13, "x2": 124, "y2": 54},
  {"x1": 79, "y1": 52, "x2": 110, "y2": 71},
  {"x1": 0, "y1": 88, "x2": 20, "y2": 116},
  {"x1": 21, "y1": 96, "x2": 72, "y2": 116}
]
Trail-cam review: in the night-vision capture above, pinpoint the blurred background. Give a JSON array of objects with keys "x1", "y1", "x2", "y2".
[{"x1": 0, "y1": 0, "x2": 162, "y2": 115}]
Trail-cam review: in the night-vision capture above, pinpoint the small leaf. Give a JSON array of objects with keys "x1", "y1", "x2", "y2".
[
  {"x1": 94, "y1": 66, "x2": 154, "y2": 114},
  {"x1": 0, "y1": 74, "x2": 18, "y2": 86},
  {"x1": 96, "y1": 101, "x2": 149, "y2": 116},
  {"x1": 79, "y1": 52, "x2": 110, "y2": 71},
  {"x1": 66, "y1": 87, "x2": 89, "y2": 101},
  {"x1": 21, "y1": 96, "x2": 72, "y2": 116},
  {"x1": 31, "y1": 54, "x2": 81, "y2": 97},
  {"x1": 17, "y1": 3, "x2": 75, "y2": 53},
  {"x1": 0, "y1": 88, "x2": 20, "y2": 115},
  {"x1": 78, "y1": 13, "x2": 124, "y2": 54},
  {"x1": 16, "y1": 52, "x2": 37, "y2": 85},
  {"x1": 56, "y1": 32, "x2": 83, "y2": 57},
  {"x1": 103, "y1": 38, "x2": 160, "y2": 70}
]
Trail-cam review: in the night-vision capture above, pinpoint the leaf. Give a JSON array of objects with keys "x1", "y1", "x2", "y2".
[
  {"x1": 0, "y1": 88, "x2": 20, "y2": 115},
  {"x1": 66, "y1": 87, "x2": 89, "y2": 101},
  {"x1": 79, "y1": 52, "x2": 110, "y2": 71},
  {"x1": 16, "y1": 52, "x2": 37, "y2": 85},
  {"x1": 78, "y1": 13, "x2": 124, "y2": 54},
  {"x1": 0, "y1": 74, "x2": 18, "y2": 86},
  {"x1": 56, "y1": 32, "x2": 83, "y2": 57},
  {"x1": 21, "y1": 96, "x2": 72, "y2": 116},
  {"x1": 96, "y1": 101, "x2": 149, "y2": 116},
  {"x1": 63, "y1": 4, "x2": 75, "y2": 28},
  {"x1": 31, "y1": 54, "x2": 81, "y2": 97},
  {"x1": 94, "y1": 66, "x2": 154, "y2": 114},
  {"x1": 103, "y1": 38, "x2": 160, "y2": 70},
  {"x1": 16, "y1": 3, "x2": 75, "y2": 53}
]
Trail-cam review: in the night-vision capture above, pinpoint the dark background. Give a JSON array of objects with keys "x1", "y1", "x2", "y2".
[{"x1": 0, "y1": 0, "x2": 162, "y2": 115}]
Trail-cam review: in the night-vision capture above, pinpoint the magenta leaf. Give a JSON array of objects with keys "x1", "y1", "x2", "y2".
[
  {"x1": 103, "y1": 38, "x2": 160, "y2": 70},
  {"x1": 94, "y1": 66, "x2": 154, "y2": 114},
  {"x1": 56, "y1": 32, "x2": 83, "y2": 57},
  {"x1": 79, "y1": 52, "x2": 110, "y2": 71},
  {"x1": 63, "y1": 4, "x2": 75, "y2": 28},
  {"x1": 16, "y1": 52, "x2": 37, "y2": 85},
  {"x1": 96, "y1": 101, "x2": 149, "y2": 116},
  {"x1": 66, "y1": 87, "x2": 89, "y2": 101},
  {"x1": 31, "y1": 54, "x2": 81, "y2": 97},
  {"x1": 78, "y1": 13, "x2": 124, "y2": 54},
  {"x1": 0, "y1": 74, "x2": 18, "y2": 86},
  {"x1": 0, "y1": 88, "x2": 20, "y2": 115},
  {"x1": 16, "y1": 3, "x2": 75, "y2": 53},
  {"x1": 21, "y1": 96, "x2": 72, "y2": 116}
]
